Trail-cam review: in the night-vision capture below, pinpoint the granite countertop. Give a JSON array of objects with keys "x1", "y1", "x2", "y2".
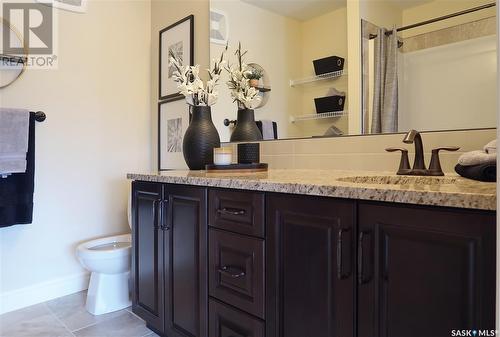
[{"x1": 127, "y1": 169, "x2": 497, "y2": 211}]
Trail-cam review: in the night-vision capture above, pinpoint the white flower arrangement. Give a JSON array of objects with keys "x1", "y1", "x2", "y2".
[
  {"x1": 169, "y1": 46, "x2": 227, "y2": 106},
  {"x1": 225, "y1": 43, "x2": 262, "y2": 109}
]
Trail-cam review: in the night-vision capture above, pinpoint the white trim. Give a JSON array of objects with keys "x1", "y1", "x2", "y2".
[
  {"x1": 0, "y1": 272, "x2": 90, "y2": 315},
  {"x1": 496, "y1": 0, "x2": 499, "y2": 330}
]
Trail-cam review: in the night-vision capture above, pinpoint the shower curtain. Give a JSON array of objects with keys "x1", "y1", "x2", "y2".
[{"x1": 371, "y1": 27, "x2": 399, "y2": 134}]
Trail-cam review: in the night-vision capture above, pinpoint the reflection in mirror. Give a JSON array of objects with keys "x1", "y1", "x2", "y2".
[
  {"x1": 210, "y1": 0, "x2": 497, "y2": 143},
  {"x1": 210, "y1": 0, "x2": 348, "y2": 142},
  {"x1": 361, "y1": 1, "x2": 497, "y2": 135}
]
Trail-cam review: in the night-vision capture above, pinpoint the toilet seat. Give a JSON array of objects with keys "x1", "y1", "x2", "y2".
[{"x1": 77, "y1": 234, "x2": 131, "y2": 260}]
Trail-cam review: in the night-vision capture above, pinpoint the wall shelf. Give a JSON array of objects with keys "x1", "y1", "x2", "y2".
[
  {"x1": 290, "y1": 70, "x2": 346, "y2": 87},
  {"x1": 290, "y1": 110, "x2": 347, "y2": 123}
]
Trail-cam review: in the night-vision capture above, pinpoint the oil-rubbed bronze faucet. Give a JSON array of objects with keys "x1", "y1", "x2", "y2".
[
  {"x1": 386, "y1": 129, "x2": 460, "y2": 176},
  {"x1": 403, "y1": 129, "x2": 426, "y2": 171}
]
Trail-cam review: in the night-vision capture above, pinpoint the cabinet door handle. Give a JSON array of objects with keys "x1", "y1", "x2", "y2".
[
  {"x1": 217, "y1": 208, "x2": 246, "y2": 216},
  {"x1": 218, "y1": 266, "x2": 246, "y2": 278},
  {"x1": 358, "y1": 231, "x2": 371, "y2": 285},
  {"x1": 337, "y1": 228, "x2": 351, "y2": 280},
  {"x1": 158, "y1": 200, "x2": 171, "y2": 231},
  {"x1": 153, "y1": 199, "x2": 161, "y2": 231}
]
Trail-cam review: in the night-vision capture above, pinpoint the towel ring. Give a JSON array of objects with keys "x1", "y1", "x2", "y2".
[{"x1": 0, "y1": 17, "x2": 28, "y2": 89}]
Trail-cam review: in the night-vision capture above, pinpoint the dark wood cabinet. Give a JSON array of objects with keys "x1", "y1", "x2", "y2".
[
  {"x1": 132, "y1": 182, "x2": 496, "y2": 337},
  {"x1": 131, "y1": 182, "x2": 207, "y2": 337},
  {"x1": 164, "y1": 185, "x2": 208, "y2": 337},
  {"x1": 209, "y1": 299, "x2": 265, "y2": 337},
  {"x1": 357, "y1": 203, "x2": 496, "y2": 337},
  {"x1": 209, "y1": 228, "x2": 265, "y2": 318},
  {"x1": 131, "y1": 181, "x2": 165, "y2": 333},
  {"x1": 209, "y1": 189, "x2": 265, "y2": 238},
  {"x1": 266, "y1": 193, "x2": 356, "y2": 337}
]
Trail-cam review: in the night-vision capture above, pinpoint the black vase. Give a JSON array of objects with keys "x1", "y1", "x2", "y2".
[
  {"x1": 230, "y1": 108, "x2": 263, "y2": 142},
  {"x1": 183, "y1": 105, "x2": 221, "y2": 170}
]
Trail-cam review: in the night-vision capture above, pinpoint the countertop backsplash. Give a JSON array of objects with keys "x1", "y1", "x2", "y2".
[{"x1": 223, "y1": 128, "x2": 496, "y2": 173}]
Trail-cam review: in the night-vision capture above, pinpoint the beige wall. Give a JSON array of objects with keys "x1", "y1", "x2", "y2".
[
  {"x1": 210, "y1": 0, "x2": 301, "y2": 141},
  {"x1": 151, "y1": 0, "x2": 210, "y2": 169},
  {"x1": 296, "y1": 7, "x2": 348, "y2": 137},
  {"x1": 0, "y1": 0, "x2": 151, "y2": 313},
  {"x1": 360, "y1": 0, "x2": 403, "y2": 28}
]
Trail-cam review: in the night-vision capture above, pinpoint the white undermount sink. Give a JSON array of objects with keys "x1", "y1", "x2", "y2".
[{"x1": 337, "y1": 175, "x2": 459, "y2": 185}]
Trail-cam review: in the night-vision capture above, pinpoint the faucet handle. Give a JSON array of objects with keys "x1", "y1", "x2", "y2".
[
  {"x1": 386, "y1": 147, "x2": 411, "y2": 174},
  {"x1": 429, "y1": 146, "x2": 460, "y2": 176}
]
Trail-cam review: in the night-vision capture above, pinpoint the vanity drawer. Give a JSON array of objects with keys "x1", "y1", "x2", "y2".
[
  {"x1": 209, "y1": 229, "x2": 265, "y2": 318},
  {"x1": 209, "y1": 189, "x2": 264, "y2": 238},
  {"x1": 209, "y1": 299, "x2": 265, "y2": 337}
]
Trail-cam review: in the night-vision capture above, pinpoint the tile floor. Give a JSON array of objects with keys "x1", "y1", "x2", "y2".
[{"x1": 0, "y1": 291, "x2": 159, "y2": 337}]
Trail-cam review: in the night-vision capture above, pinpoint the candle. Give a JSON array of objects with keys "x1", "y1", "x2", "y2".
[{"x1": 213, "y1": 147, "x2": 233, "y2": 166}]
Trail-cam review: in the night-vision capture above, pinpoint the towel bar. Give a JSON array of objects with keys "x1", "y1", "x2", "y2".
[{"x1": 32, "y1": 111, "x2": 46, "y2": 122}]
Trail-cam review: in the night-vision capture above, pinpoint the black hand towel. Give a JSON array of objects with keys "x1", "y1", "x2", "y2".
[
  {"x1": 0, "y1": 113, "x2": 36, "y2": 227},
  {"x1": 454, "y1": 163, "x2": 496, "y2": 182}
]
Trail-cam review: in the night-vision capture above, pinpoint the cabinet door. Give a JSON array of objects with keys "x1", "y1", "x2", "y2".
[
  {"x1": 358, "y1": 203, "x2": 496, "y2": 337},
  {"x1": 267, "y1": 194, "x2": 355, "y2": 337},
  {"x1": 131, "y1": 181, "x2": 165, "y2": 334},
  {"x1": 164, "y1": 185, "x2": 208, "y2": 337}
]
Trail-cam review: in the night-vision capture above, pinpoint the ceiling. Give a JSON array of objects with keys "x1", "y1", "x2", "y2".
[{"x1": 240, "y1": 0, "x2": 347, "y2": 21}]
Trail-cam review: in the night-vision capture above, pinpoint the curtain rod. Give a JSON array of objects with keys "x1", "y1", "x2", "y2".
[{"x1": 369, "y1": 2, "x2": 496, "y2": 39}]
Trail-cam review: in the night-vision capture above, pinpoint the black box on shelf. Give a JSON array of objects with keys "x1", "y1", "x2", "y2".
[
  {"x1": 314, "y1": 95, "x2": 345, "y2": 113},
  {"x1": 313, "y1": 56, "x2": 345, "y2": 75}
]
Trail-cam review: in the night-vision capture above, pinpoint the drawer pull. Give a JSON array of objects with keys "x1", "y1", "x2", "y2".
[
  {"x1": 218, "y1": 266, "x2": 246, "y2": 278},
  {"x1": 217, "y1": 208, "x2": 246, "y2": 216}
]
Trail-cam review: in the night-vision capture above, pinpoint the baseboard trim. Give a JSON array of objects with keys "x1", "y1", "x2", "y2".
[{"x1": 0, "y1": 272, "x2": 90, "y2": 315}]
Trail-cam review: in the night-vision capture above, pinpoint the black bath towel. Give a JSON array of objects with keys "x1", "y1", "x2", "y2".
[
  {"x1": 0, "y1": 113, "x2": 36, "y2": 227},
  {"x1": 454, "y1": 163, "x2": 496, "y2": 182}
]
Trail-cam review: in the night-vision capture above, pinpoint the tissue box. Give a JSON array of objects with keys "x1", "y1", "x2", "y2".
[
  {"x1": 314, "y1": 95, "x2": 345, "y2": 113},
  {"x1": 313, "y1": 56, "x2": 345, "y2": 75}
]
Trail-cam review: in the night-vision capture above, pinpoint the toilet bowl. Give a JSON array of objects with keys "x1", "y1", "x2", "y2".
[
  {"x1": 76, "y1": 192, "x2": 133, "y2": 315},
  {"x1": 77, "y1": 234, "x2": 131, "y2": 315}
]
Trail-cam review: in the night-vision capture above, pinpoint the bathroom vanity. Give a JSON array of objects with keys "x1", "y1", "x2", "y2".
[{"x1": 128, "y1": 170, "x2": 496, "y2": 337}]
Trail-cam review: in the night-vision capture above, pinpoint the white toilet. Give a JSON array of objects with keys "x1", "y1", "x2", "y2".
[{"x1": 76, "y1": 203, "x2": 132, "y2": 315}]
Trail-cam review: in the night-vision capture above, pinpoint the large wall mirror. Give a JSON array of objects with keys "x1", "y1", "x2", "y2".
[
  {"x1": 209, "y1": 0, "x2": 497, "y2": 143},
  {"x1": 361, "y1": 0, "x2": 497, "y2": 135}
]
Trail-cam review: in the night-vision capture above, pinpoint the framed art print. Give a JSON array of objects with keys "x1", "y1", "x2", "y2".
[
  {"x1": 159, "y1": 15, "x2": 194, "y2": 100},
  {"x1": 158, "y1": 97, "x2": 189, "y2": 170},
  {"x1": 37, "y1": 0, "x2": 87, "y2": 13}
]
